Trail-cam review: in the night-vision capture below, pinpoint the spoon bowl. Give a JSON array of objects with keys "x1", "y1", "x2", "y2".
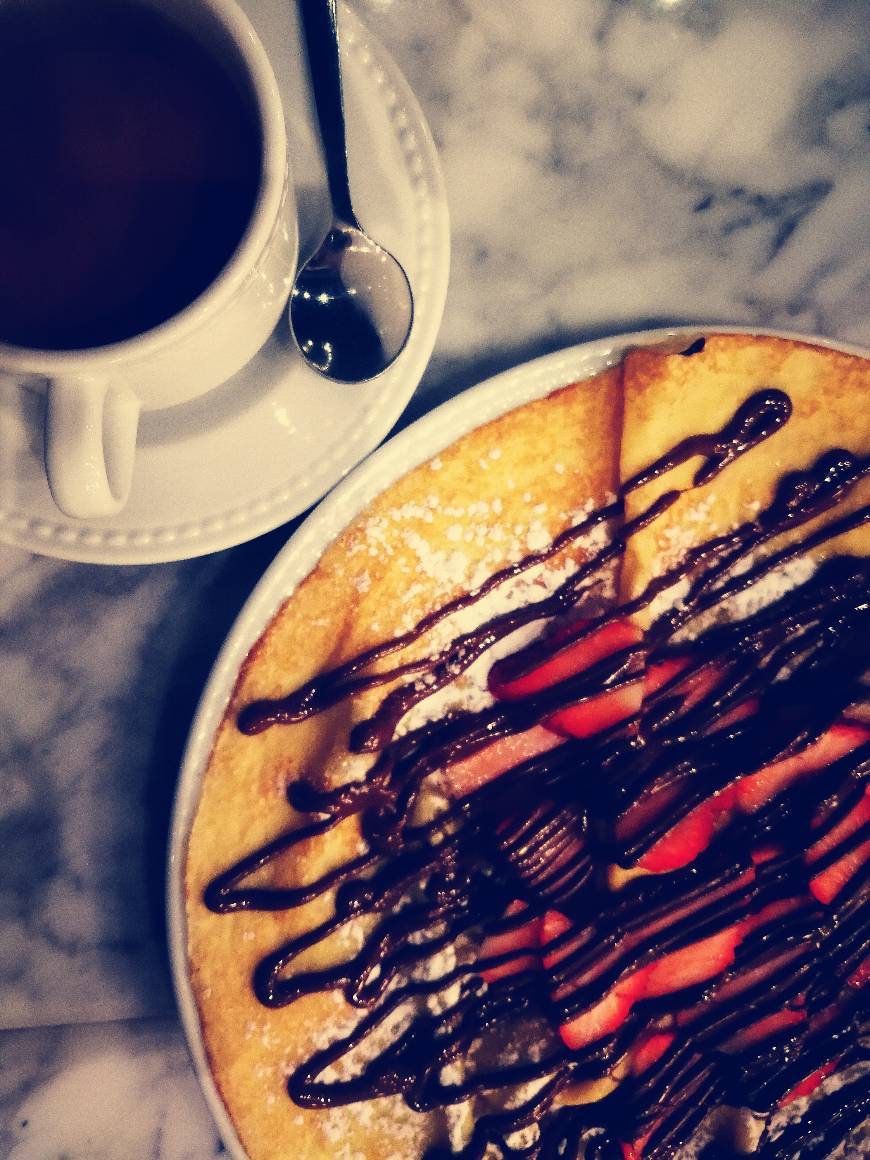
[
  {"x1": 290, "y1": 222, "x2": 413, "y2": 382},
  {"x1": 291, "y1": 0, "x2": 414, "y2": 383}
]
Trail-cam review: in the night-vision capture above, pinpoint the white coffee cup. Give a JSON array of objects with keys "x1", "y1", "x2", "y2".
[{"x1": 0, "y1": 0, "x2": 297, "y2": 520}]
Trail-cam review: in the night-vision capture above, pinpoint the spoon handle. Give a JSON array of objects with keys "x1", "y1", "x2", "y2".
[{"x1": 298, "y1": 0, "x2": 357, "y2": 226}]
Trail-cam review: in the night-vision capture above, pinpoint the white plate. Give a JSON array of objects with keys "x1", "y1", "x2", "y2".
[
  {"x1": 0, "y1": 1, "x2": 449, "y2": 564},
  {"x1": 167, "y1": 324, "x2": 869, "y2": 1158}
]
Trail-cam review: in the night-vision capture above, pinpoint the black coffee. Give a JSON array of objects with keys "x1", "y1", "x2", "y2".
[{"x1": 0, "y1": 0, "x2": 263, "y2": 350}]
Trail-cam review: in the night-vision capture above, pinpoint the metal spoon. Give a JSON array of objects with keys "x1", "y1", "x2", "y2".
[{"x1": 290, "y1": 0, "x2": 414, "y2": 383}]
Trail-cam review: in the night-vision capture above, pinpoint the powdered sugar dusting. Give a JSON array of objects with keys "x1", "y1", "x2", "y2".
[
  {"x1": 395, "y1": 500, "x2": 616, "y2": 739},
  {"x1": 647, "y1": 547, "x2": 820, "y2": 639},
  {"x1": 318, "y1": 992, "x2": 417, "y2": 1084},
  {"x1": 315, "y1": 1090, "x2": 429, "y2": 1160},
  {"x1": 656, "y1": 495, "x2": 717, "y2": 570},
  {"x1": 719, "y1": 552, "x2": 818, "y2": 621},
  {"x1": 348, "y1": 491, "x2": 613, "y2": 640}
]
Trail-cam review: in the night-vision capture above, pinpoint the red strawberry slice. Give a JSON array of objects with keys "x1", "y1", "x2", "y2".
[
  {"x1": 612, "y1": 669, "x2": 760, "y2": 872},
  {"x1": 810, "y1": 842, "x2": 870, "y2": 904},
  {"x1": 478, "y1": 900, "x2": 542, "y2": 983},
  {"x1": 645, "y1": 657, "x2": 693, "y2": 694},
  {"x1": 547, "y1": 655, "x2": 697, "y2": 740},
  {"x1": 644, "y1": 658, "x2": 758, "y2": 729},
  {"x1": 637, "y1": 803, "x2": 717, "y2": 873},
  {"x1": 490, "y1": 617, "x2": 736, "y2": 747},
  {"x1": 616, "y1": 783, "x2": 682, "y2": 844},
  {"x1": 618, "y1": 1059, "x2": 716, "y2": 1160},
  {"x1": 807, "y1": 786, "x2": 869, "y2": 862},
  {"x1": 630, "y1": 1031, "x2": 676, "y2": 1076},
  {"x1": 751, "y1": 842, "x2": 785, "y2": 865},
  {"x1": 735, "y1": 722, "x2": 869, "y2": 813},
  {"x1": 720, "y1": 1005, "x2": 806, "y2": 1053},
  {"x1": 489, "y1": 618, "x2": 642, "y2": 700},
  {"x1": 547, "y1": 682, "x2": 644, "y2": 739},
  {"x1": 807, "y1": 785, "x2": 870, "y2": 904},
  {"x1": 621, "y1": 1137, "x2": 648, "y2": 1160},
  {"x1": 847, "y1": 958, "x2": 869, "y2": 988},
  {"x1": 676, "y1": 939, "x2": 810, "y2": 1033},
  {"x1": 644, "y1": 924, "x2": 744, "y2": 996},
  {"x1": 707, "y1": 695, "x2": 760, "y2": 733},
  {"x1": 542, "y1": 910, "x2": 651, "y2": 1048},
  {"x1": 780, "y1": 1058, "x2": 840, "y2": 1106},
  {"x1": 540, "y1": 908, "x2": 577, "y2": 964},
  {"x1": 544, "y1": 910, "x2": 746, "y2": 1050},
  {"x1": 555, "y1": 967, "x2": 654, "y2": 1050},
  {"x1": 443, "y1": 725, "x2": 564, "y2": 799},
  {"x1": 743, "y1": 896, "x2": 806, "y2": 933},
  {"x1": 650, "y1": 658, "x2": 720, "y2": 710},
  {"x1": 616, "y1": 771, "x2": 739, "y2": 874}
]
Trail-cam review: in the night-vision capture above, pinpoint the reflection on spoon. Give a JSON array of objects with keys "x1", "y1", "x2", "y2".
[
  {"x1": 290, "y1": 0, "x2": 414, "y2": 383},
  {"x1": 290, "y1": 223, "x2": 413, "y2": 383}
]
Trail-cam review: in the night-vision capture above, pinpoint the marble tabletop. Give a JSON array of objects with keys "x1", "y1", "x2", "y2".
[{"x1": 1, "y1": 0, "x2": 868, "y2": 1155}]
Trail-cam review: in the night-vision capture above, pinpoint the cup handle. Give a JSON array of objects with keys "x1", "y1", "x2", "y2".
[{"x1": 44, "y1": 375, "x2": 141, "y2": 518}]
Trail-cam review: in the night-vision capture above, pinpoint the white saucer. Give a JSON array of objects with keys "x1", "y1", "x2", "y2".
[{"x1": 0, "y1": 0, "x2": 450, "y2": 565}]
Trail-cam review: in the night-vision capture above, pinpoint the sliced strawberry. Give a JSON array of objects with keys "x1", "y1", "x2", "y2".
[
  {"x1": 621, "y1": 1140, "x2": 646, "y2": 1160},
  {"x1": 644, "y1": 924, "x2": 744, "y2": 997},
  {"x1": 810, "y1": 841, "x2": 870, "y2": 904},
  {"x1": 443, "y1": 725, "x2": 564, "y2": 798},
  {"x1": 708, "y1": 695, "x2": 760, "y2": 733},
  {"x1": 751, "y1": 842, "x2": 785, "y2": 865},
  {"x1": 619, "y1": 779, "x2": 737, "y2": 874},
  {"x1": 615, "y1": 783, "x2": 681, "y2": 844},
  {"x1": 555, "y1": 966, "x2": 653, "y2": 1050},
  {"x1": 644, "y1": 656, "x2": 693, "y2": 697},
  {"x1": 807, "y1": 786, "x2": 870, "y2": 862},
  {"x1": 637, "y1": 868, "x2": 755, "y2": 948},
  {"x1": 807, "y1": 786, "x2": 870, "y2": 904},
  {"x1": 547, "y1": 682, "x2": 644, "y2": 739},
  {"x1": 544, "y1": 909, "x2": 744, "y2": 1049},
  {"x1": 478, "y1": 900, "x2": 542, "y2": 983},
  {"x1": 676, "y1": 940, "x2": 810, "y2": 1032},
  {"x1": 643, "y1": 658, "x2": 759, "y2": 730},
  {"x1": 489, "y1": 618, "x2": 642, "y2": 700},
  {"x1": 780, "y1": 1058, "x2": 840, "y2": 1106},
  {"x1": 720, "y1": 1005, "x2": 806, "y2": 1053},
  {"x1": 847, "y1": 958, "x2": 870, "y2": 988},
  {"x1": 542, "y1": 911, "x2": 650, "y2": 1049},
  {"x1": 735, "y1": 722, "x2": 869, "y2": 813},
  {"x1": 651, "y1": 658, "x2": 719, "y2": 709},
  {"x1": 637, "y1": 803, "x2": 717, "y2": 873},
  {"x1": 630, "y1": 1031, "x2": 675, "y2": 1076},
  {"x1": 546, "y1": 655, "x2": 699, "y2": 741},
  {"x1": 541, "y1": 907, "x2": 574, "y2": 951},
  {"x1": 743, "y1": 896, "x2": 806, "y2": 933}
]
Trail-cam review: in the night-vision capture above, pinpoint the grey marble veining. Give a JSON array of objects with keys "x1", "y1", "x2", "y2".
[
  {"x1": 1, "y1": 0, "x2": 868, "y2": 1152},
  {"x1": 0, "y1": 1019, "x2": 223, "y2": 1158},
  {"x1": 357, "y1": 0, "x2": 870, "y2": 412},
  {"x1": 1, "y1": 555, "x2": 178, "y2": 1027},
  {"x1": 0, "y1": 529, "x2": 292, "y2": 1028}
]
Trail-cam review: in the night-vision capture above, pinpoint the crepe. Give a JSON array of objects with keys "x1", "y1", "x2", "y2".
[
  {"x1": 185, "y1": 369, "x2": 624, "y2": 1160},
  {"x1": 619, "y1": 334, "x2": 870, "y2": 623},
  {"x1": 183, "y1": 335, "x2": 869, "y2": 1160}
]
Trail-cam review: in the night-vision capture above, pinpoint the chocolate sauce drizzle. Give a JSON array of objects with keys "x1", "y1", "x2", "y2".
[{"x1": 205, "y1": 388, "x2": 870, "y2": 1159}]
